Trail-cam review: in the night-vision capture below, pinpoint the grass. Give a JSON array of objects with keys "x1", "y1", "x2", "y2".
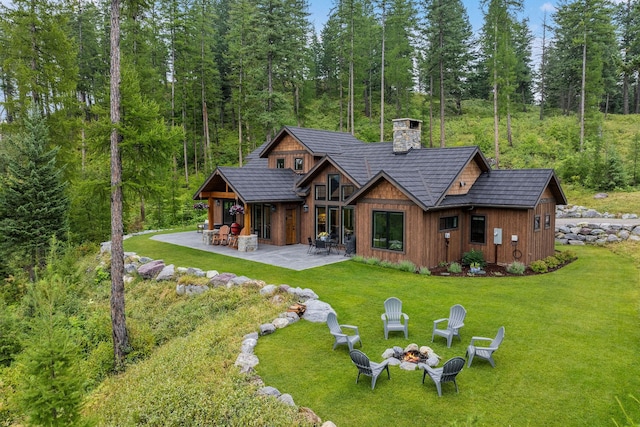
[
  {"x1": 562, "y1": 186, "x2": 640, "y2": 215},
  {"x1": 120, "y1": 232, "x2": 640, "y2": 426}
]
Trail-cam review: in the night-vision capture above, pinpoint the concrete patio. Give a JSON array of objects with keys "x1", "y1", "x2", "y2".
[{"x1": 151, "y1": 231, "x2": 350, "y2": 271}]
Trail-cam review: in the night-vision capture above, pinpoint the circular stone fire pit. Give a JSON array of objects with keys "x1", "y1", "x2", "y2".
[{"x1": 382, "y1": 343, "x2": 440, "y2": 371}]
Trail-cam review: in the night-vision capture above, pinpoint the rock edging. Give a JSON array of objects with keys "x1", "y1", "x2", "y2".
[{"x1": 107, "y1": 249, "x2": 336, "y2": 427}]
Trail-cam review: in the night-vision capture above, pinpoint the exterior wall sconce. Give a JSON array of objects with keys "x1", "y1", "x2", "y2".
[
  {"x1": 271, "y1": 205, "x2": 276, "y2": 212},
  {"x1": 215, "y1": 200, "x2": 221, "y2": 206},
  {"x1": 303, "y1": 204, "x2": 309, "y2": 212}
]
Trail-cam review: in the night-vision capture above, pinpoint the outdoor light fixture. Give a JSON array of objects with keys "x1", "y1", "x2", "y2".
[
  {"x1": 303, "y1": 204, "x2": 309, "y2": 212},
  {"x1": 215, "y1": 200, "x2": 221, "y2": 206},
  {"x1": 271, "y1": 205, "x2": 276, "y2": 212}
]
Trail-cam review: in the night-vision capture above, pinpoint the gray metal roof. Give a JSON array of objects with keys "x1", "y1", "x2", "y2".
[
  {"x1": 260, "y1": 126, "x2": 366, "y2": 158},
  {"x1": 217, "y1": 167, "x2": 302, "y2": 204},
  {"x1": 340, "y1": 146, "x2": 482, "y2": 209},
  {"x1": 440, "y1": 169, "x2": 567, "y2": 208},
  {"x1": 196, "y1": 125, "x2": 564, "y2": 211}
]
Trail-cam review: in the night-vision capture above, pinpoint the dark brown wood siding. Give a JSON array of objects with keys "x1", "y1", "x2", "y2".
[{"x1": 267, "y1": 134, "x2": 315, "y2": 174}]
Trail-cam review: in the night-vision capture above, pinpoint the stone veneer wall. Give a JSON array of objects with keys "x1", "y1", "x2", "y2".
[{"x1": 392, "y1": 119, "x2": 421, "y2": 153}]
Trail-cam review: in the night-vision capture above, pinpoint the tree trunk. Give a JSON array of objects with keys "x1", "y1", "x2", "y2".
[
  {"x1": 109, "y1": 0, "x2": 129, "y2": 371},
  {"x1": 429, "y1": 74, "x2": 433, "y2": 148},
  {"x1": 579, "y1": 33, "x2": 586, "y2": 152},
  {"x1": 380, "y1": 4, "x2": 385, "y2": 142},
  {"x1": 439, "y1": 27, "x2": 445, "y2": 148}
]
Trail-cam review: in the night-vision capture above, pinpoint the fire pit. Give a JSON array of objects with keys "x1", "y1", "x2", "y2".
[
  {"x1": 403, "y1": 350, "x2": 426, "y2": 364},
  {"x1": 382, "y1": 344, "x2": 440, "y2": 370}
]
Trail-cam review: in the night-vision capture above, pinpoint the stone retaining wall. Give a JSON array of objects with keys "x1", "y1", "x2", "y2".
[{"x1": 555, "y1": 205, "x2": 640, "y2": 245}]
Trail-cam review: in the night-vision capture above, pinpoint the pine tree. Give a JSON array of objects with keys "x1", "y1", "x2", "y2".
[
  {"x1": 421, "y1": 0, "x2": 473, "y2": 146},
  {"x1": 0, "y1": 109, "x2": 69, "y2": 279},
  {"x1": 14, "y1": 276, "x2": 85, "y2": 426}
]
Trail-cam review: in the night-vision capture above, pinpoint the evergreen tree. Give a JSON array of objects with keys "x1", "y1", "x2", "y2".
[
  {"x1": 0, "y1": 0, "x2": 78, "y2": 120},
  {"x1": 480, "y1": 0, "x2": 522, "y2": 165},
  {"x1": 384, "y1": 0, "x2": 417, "y2": 117},
  {"x1": 420, "y1": 0, "x2": 473, "y2": 146},
  {"x1": 0, "y1": 110, "x2": 70, "y2": 279},
  {"x1": 14, "y1": 276, "x2": 85, "y2": 426}
]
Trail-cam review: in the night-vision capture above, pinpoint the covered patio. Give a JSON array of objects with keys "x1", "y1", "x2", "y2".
[{"x1": 151, "y1": 231, "x2": 350, "y2": 271}]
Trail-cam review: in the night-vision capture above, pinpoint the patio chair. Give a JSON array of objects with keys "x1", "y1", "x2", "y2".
[
  {"x1": 228, "y1": 228, "x2": 242, "y2": 248},
  {"x1": 307, "y1": 237, "x2": 315, "y2": 254},
  {"x1": 216, "y1": 225, "x2": 230, "y2": 245},
  {"x1": 326, "y1": 312, "x2": 362, "y2": 351},
  {"x1": 419, "y1": 356, "x2": 465, "y2": 396},
  {"x1": 349, "y1": 349, "x2": 390, "y2": 390},
  {"x1": 466, "y1": 326, "x2": 505, "y2": 368},
  {"x1": 381, "y1": 297, "x2": 409, "y2": 339},
  {"x1": 432, "y1": 304, "x2": 467, "y2": 347}
]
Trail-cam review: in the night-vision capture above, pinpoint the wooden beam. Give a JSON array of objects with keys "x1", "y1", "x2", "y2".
[{"x1": 199, "y1": 190, "x2": 235, "y2": 199}]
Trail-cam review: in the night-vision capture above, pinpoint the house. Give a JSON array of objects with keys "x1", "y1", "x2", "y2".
[{"x1": 193, "y1": 118, "x2": 567, "y2": 268}]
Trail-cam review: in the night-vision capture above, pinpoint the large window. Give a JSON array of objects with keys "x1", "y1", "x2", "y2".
[
  {"x1": 276, "y1": 158, "x2": 284, "y2": 168},
  {"x1": 342, "y1": 207, "x2": 354, "y2": 240},
  {"x1": 372, "y1": 211, "x2": 404, "y2": 251},
  {"x1": 251, "y1": 204, "x2": 272, "y2": 239},
  {"x1": 316, "y1": 206, "x2": 327, "y2": 236},
  {"x1": 328, "y1": 174, "x2": 340, "y2": 201},
  {"x1": 315, "y1": 185, "x2": 326, "y2": 200},
  {"x1": 328, "y1": 206, "x2": 339, "y2": 239},
  {"x1": 470, "y1": 215, "x2": 486, "y2": 244},
  {"x1": 342, "y1": 185, "x2": 354, "y2": 201},
  {"x1": 294, "y1": 157, "x2": 303, "y2": 171}
]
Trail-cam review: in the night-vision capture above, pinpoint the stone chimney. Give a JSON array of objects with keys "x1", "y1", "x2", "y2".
[{"x1": 392, "y1": 118, "x2": 422, "y2": 153}]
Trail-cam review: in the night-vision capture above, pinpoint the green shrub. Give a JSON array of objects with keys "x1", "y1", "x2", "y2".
[
  {"x1": 448, "y1": 262, "x2": 462, "y2": 273},
  {"x1": 397, "y1": 260, "x2": 416, "y2": 272},
  {"x1": 506, "y1": 261, "x2": 526, "y2": 275},
  {"x1": 365, "y1": 257, "x2": 381, "y2": 266},
  {"x1": 544, "y1": 256, "x2": 561, "y2": 269},
  {"x1": 419, "y1": 267, "x2": 431, "y2": 276},
  {"x1": 555, "y1": 249, "x2": 577, "y2": 263},
  {"x1": 380, "y1": 260, "x2": 395, "y2": 269},
  {"x1": 462, "y1": 249, "x2": 485, "y2": 266},
  {"x1": 437, "y1": 261, "x2": 448, "y2": 268},
  {"x1": 85, "y1": 341, "x2": 115, "y2": 387},
  {"x1": 529, "y1": 260, "x2": 548, "y2": 273},
  {"x1": 351, "y1": 255, "x2": 365, "y2": 263}
]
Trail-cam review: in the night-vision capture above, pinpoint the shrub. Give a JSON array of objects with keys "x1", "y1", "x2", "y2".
[
  {"x1": 544, "y1": 256, "x2": 561, "y2": 269},
  {"x1": 437, "y1": 261, "x2": 448, "y2": 268},
  {"x1": 351, "y1": 255, "x2": 365, "y2": 263},
  {"x1": 397, "y1": 260, "x2": 416, "y2": 273},
  {"x1": 419, "y1": 267, "x2": 431, "y2": 276},
  {"x1": 555, "y1": 250, "x2": 577, "y2": 263},
  {"x1": 448, "y1": 262, "x2": 462, "y2": 273},
  {"x1": 506, "y1": 261, "x2": 526, "y2": 275},
  {"x1": 462, "y1": 249, "x2": 485, "y2": 266},
  {"x1": 365, "y1": 257, "x2": 381, "y2": 266},
  {"x1": 380, "y1": 260, "x2": 395, "y2": 269},
  {"x1": 529, "y1": 260, "x2": 548, "y2": 273}
]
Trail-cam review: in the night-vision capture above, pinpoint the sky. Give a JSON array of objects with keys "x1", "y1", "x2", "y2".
[
  {"x1": 308, "y1": 1, "x2": 557, "y2": 34},
  {"x1": 307, "y1": 0, "x2": 557, "y2": 65}
]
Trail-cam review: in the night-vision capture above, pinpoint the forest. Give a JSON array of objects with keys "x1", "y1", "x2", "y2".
[
  {"x1": 1, "y1": 0, "x2": 640, "y2": 424},
  {"x1": 1, "y1": 0, "x2": 639, "y2": 247}
]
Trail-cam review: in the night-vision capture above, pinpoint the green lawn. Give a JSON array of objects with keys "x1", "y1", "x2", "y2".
[{"x1": 124, "y1": 234, "x2": 640, "y2": 426}]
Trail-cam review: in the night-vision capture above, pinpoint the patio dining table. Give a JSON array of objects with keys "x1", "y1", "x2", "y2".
[{"x1": 314, "y1": 239, "x2": 339, "y2": 255}]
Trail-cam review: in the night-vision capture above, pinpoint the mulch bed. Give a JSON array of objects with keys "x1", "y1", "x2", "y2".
[{"x1": 429, "y1": 259, "x2": 576, "y2": 277}]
